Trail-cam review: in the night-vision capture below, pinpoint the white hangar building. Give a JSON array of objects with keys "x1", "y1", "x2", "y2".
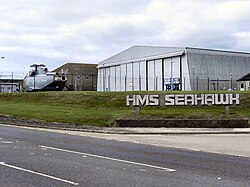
[{"x1": 97, "y1": 46, "x2": 250, "y2": 91}]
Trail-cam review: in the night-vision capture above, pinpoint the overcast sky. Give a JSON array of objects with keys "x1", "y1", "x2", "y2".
[{"x1": 0, "y1": 0, "x2": 250, "y2": 77}]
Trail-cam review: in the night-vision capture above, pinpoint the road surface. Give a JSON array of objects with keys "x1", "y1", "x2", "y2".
[{"x1": 0, "y1": 125, "x2": 249, "y2": 187}]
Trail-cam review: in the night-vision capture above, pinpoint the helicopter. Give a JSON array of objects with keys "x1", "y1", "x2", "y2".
[{"x1": 23, "y1": 64, "x2": 67, "y2": 92}]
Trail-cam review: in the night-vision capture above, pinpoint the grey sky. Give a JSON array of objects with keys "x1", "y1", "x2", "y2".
[{"x1": 0, "y1": 0, "x2": 250, "y2": 77}]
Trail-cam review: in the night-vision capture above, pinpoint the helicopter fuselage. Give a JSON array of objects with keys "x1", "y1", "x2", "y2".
[{"x1": 23, "y1": 64, "x2": 67, "y2": 92}]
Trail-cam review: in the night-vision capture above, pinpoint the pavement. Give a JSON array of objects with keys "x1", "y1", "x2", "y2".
[{"x1": 79, "y1": 127, "x2": 250, "y2": 134}]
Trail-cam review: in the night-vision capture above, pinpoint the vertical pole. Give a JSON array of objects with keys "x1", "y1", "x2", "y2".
[
  {"x1": 162, "y1": 59, "x2": 164, "y2": 91},
  {"x1": 192, "y1": 66, "x2": 195, "y2": 91},
  {"x1": 131, "y1": 62, "x2": 133, "y2": 91},
  {"x1": 231, "y1": 78, "x2": 233, "y2": 90},
  {"x1": 196, "y1": 77, "x2": 199, "y2": 91},
  {"x1": 230, "y1": 73, "x2": 233, "y2": 90},
  {"x1": 139, "y1": 75, "x2": 141, "y2": 91},
  {"x1": 171, "y1": 60, "x2": 174, "y2": 90},
  {"x1": 207, "y1": 77, "x2": 210, "y2": 91},
  {"x1": 146, "y1": 60, "x2": 148, "y2": 91},
  {"x1": 183, "y1": 77, "x2": 186, "y2": 91},
  {"x1": 108, "y1": 74, "x2": 110, "y2": 91},
  {"x1": 155, "y1": 76, "x2": 158, "y2": 91},
  {"x1": 125, "y1": 75, "x2": 127, "y2": 91},
  {"x1": 11, "y1": 72, "x2": 14, "y2": 92},
  {"x1": 179, "y1": 56, "x2": 182, "y2": 91},
  {"x1": 224, "y1": 105, "x2": 230, "y2": 115},
  {"x1": 217, "y1": 78, "x2": 219, "y2": 91}
]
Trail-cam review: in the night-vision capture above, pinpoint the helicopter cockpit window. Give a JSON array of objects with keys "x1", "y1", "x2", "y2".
[{"x1": 30, "y1": 70, "x2": 36, "y2": 76}]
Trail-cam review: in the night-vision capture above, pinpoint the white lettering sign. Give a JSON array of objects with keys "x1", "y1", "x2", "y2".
[{"x1": 126, "y1": 94, "x2": 240, "y2": 106}]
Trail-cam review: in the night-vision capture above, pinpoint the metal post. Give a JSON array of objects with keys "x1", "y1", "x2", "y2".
[
  {"x1": 11, "y1": 72, "x2": 14, "y2": 93},
  {"x1": 192, "y1": 66, "x2": 195, "y2": 90},
  {"x1": 139, "y1": 75, "x2": 141, "y2": 91},
  {"x1": 108, "y1": 74, "x2": 110, "y2": 91},
  {"x1": 224, "y1": 105, "x2": 230, "y2": 115},
  {"x1": 207, "y1": 77, "x2": 210, "y2": 91},
  {"x1": 196, "y1": 77, "x2": 199, "y2": 91},
  {"x1": 217, "y1": 78, "x2": 219, "y2": 91},
  {"x1": 230, "y1": 73, "x2": 233, "y2": 90},
  {"x1": 155, "y1": 76, "x2": 158, "y2": 91},
  {"x1": 125, "y1": 75, "x2": 127, "y2": 91},
  {"x1": 135, "y1": 106, "x2": 141, "y2": 116},
  {"x1": 171, "y1": 61, "x2": 174, "y2": 90},
  {"x1": 183, "y1": 77, "x2": 186, "y2": 91}
]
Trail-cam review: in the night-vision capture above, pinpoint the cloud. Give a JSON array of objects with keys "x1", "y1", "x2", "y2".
[{"x1": 0, "y1": 0, "x2": 250, "y2": 76}]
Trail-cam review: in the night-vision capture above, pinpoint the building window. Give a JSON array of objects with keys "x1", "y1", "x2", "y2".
[{"x1": 241, "y1": 83, "x2": 244, "y2": 89}]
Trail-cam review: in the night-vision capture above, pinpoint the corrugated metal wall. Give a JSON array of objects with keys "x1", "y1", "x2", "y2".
[{"x1": 187, "y1": 48, "x2": 250, "y2": 90}]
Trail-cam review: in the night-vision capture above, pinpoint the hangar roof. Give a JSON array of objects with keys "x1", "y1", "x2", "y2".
[
  {"x1": 53, "y1": 63, "x2": 97, "y2": 75},
  {"x1": 100, "y1": 45, "x2": 185, "y2": 65},
  {"x1": 98, "y1": 45, "x2": 250, "y2": 68}
]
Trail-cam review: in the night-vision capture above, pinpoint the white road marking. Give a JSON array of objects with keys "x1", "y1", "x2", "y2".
[
  {"x1": 39, "y1": 145, "x2": 176, "y2": 172},
  {"x1": 0, "y1": 141, "x2": 13, "y2": 144},
  {"x1": 0, "y1": 162, "x2": 79, "y2": 186}
]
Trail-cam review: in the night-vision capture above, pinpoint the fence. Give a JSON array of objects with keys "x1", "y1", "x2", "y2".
[
  {"x1": 99, "y1": 76, "x2": 237, "y2": 91},
  {"x1": 0, "y1": 73, "x2": 98, "y2": 92},
  {"x1": 0, "y1": 72, "x2": 24, "y2": 93}
]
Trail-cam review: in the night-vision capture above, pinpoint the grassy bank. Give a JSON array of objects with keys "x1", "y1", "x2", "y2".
[{"x1": 0, "y1": 91, "x2": 249, "y2": 126}]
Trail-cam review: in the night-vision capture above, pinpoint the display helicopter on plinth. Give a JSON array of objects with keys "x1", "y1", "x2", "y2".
[{"x1": 23, "y1": 64, "x2": 67, "y2": 92}]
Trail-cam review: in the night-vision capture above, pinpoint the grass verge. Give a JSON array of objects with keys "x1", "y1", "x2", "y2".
[{"x1": 0, "y1": 91, "x2": 249, "y2": 127}]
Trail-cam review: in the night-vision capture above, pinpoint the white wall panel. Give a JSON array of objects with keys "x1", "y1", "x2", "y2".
[
  {"x1": 133, "y1": 62, "x2": 140, "y2": 91},
  {"x1": 154, "y1": 59, "x2": 162, "y2": 91},
  {"x1": 97, "y1": 68, "x2": 103, "y2": 91},
  {"x1": 147, "y1": 60, "x2": 155, "y2": 91},
  {"x1": 109, "y1": 66, "x2": 116, "y2": 91},
  {"x1": 115, "y1": 66, "x2": 121, "y2": 91},
  {"x1": 120, "y1": 64, "x2": 127, "y2": 91},
  {"x1": 104, "y1": 67, "x2": 110, "y2": 91},
  {"x1": 140, "y1": 61, "x2": 146, "y2": 91}
]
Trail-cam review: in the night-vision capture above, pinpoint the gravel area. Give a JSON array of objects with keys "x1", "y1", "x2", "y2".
[{"x1": 0, "y1": 115, "x2": 103, "y2": 131}]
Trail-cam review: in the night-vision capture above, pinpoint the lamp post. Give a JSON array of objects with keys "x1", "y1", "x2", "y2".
[
  {"x1": 192, "y1": 66, "x2": 195, "y2": 90},
  {"x1": 230, "y1": 72, "x2": 233, "y2": 90},
  {"x1": 171, "y1": 60, "x2": 174, "y2": 90}
]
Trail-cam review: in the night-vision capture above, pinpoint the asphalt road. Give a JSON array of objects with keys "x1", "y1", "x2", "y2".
[{"x1": 0, "y1": 125, "x2": 250, "y2": 187}]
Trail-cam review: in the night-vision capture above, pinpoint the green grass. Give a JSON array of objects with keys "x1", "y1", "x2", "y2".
[{"x1": 0, "y1": 91, "x2": 249, "y2": 126}]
